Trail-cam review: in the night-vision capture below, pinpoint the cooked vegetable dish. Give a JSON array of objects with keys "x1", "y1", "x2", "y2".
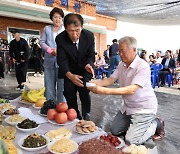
[
  {"x1": 17, "y1": 119, "x2": 38, "y2": 129},
  {"x1": 22, "y1": 133, "x2": 47, "y2": 148}
]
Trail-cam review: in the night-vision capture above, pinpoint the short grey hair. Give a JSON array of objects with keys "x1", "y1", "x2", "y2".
[{"x1": 118, "y1": 36, "x2": 137, "y2": 49}]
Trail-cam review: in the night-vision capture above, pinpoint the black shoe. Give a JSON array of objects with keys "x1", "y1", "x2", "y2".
[
  {"x1": 160, "y1": 83, "x2": 165, "y2": 87},
  {"x1": 15, "y1": 85, "x2": 21, "y2": 90},
  {"x1": 83, "y1": 113, "x2": 90, "y2": 121},
  {"x1": 20, "y1": 85, "x2": 25, "y2": 91}
]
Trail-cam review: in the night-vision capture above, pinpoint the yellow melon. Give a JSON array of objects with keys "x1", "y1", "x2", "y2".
[{"x1": 35, "y1": 98, "x2": 46, "y2": 107}]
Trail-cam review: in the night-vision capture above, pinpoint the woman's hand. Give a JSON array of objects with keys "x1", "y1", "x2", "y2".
[{"x1": 51, "y1": 48, "x2": 57, "y2": 56}]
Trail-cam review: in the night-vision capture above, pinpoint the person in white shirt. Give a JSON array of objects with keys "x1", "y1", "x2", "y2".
[{"x1": 155, "y1": 51, "x2": 163, "y2": 64}]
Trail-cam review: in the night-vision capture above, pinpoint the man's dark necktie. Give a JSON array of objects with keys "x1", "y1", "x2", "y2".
[{"x1": 73, "y1": 42, "x2": 78, "y2": 56}]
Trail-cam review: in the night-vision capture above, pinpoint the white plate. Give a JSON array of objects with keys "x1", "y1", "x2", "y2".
[
  {"x1": 48, "y1": 119, "x2": 75, "y2": 126},
  {"x1": 16, "y1": 124, "x2": 40, "y2": 133},
  {"x1": 73, "y1": 126, "x2": 98, "y2": 135},
  {"x1": 38, "y1": 110, "x2": 47, "y2": 117},
  {"x1": 18, "y1": 135, "x2": 50, "y2": 152},
  {"x1": 19, "y1": 99, "x2": 33, "y2": 105},
  {"x1": 32, "y1": 104, "x2": 41, "y2": 110},
  {"x1": 47, "y1": 139, "x2": 78, "y2": 154},
  {"x1": 0, "y1": 104, "x2": 16, "y2": 113},
  {"x1": 4, "y1": 115, "x2": 26, "y2": 126},
  {"x1": 115, "y1": 137, "x2": 125, "y2": 149}
]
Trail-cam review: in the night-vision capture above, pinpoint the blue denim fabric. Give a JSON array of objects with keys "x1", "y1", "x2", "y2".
[
  {"x1": 44, "y1": 68, "x2": 66, "y2": 103},
  {"x1": 107, "y1": 55, "x2": 121, "y2": 77}
]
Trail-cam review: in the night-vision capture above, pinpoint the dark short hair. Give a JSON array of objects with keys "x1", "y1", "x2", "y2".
[
  {"x1": 49, "y1": 7, "x2": 64, "y2": 20},
  {"x1": 112, "y1": 39, "x2": 117, "y2": 43},
  {"x1": 157, "y1": 51, "x2": 161, "y2": 53},
  {"x1": 12, "y1": 29, "x2": 20, "y2": 34},
  {"x1": 166, "y1": 50, "x2": 171, "y2": 54},
  {"x1": 64, "y1": 13, "x2": 84, "y2": 29}
]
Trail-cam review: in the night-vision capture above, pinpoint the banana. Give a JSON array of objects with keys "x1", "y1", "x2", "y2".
[
  {"x1": 21, "y1": 91, "x2": 28, "y2": 101},
  {"x1": 27, "y1": 92, "x2": 46, "y2": 103},
  {"x1": 33, "y1": 87, "x2": 45, "y2": 97}
]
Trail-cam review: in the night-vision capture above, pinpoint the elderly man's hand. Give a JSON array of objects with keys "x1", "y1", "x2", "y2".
[{"x1": 87, "y1": 85, "x2": 107, "y2": 94}]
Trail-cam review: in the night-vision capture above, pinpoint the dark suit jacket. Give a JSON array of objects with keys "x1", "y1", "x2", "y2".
[
  {"x1": 9, "y1": 38, "x2": 29, "y2": 63},
  {"x1": 161, "y1": 57, "x2": 176, "y2": 69},
  {"x1": 56, "y1": 29, "x2": 95, "y2": 80}
]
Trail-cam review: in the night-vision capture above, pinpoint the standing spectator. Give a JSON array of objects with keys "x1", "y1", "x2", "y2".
[
  {"x1": 107, "y1": 39, "x2": 121, "y2": 77},
  {"x1": 40, "y1": 7, "x2": 65, "y2": 103},
  {"x1": 31, "y1": 38, "x2": 43, "y2": 77},
  {"x1": 159, "y1": 50, "x2": 176, "y2": 87},
  {"x1": 103, "y1": 45, "x2": 110, "y2": 64},
  {"x1": 56, "y1": 13, "x2": 95, "y2": 120},
  {"x1": 155, "y1": 51, "x2": 163, "y2": 64},
  {"x1": 9, "y1": 30, "x2": 29, "y2": 90},
  {"x1": 0, "y1": 57, "x2": 4, "y2": 79}
]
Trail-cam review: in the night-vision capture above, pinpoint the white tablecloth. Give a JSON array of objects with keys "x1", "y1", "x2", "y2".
[
  {"x1": 2, "y1": 97, "x2": 106, "y2": 154},
  {"x1": 2, "y1": 97, "x2": 158, "y2": 154}
]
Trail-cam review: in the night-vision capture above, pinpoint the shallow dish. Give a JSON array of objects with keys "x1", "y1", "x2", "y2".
[
  {"x1": 4, "y1": 115, "x2": 26, "y2": 126},
  {"x1": 73, "y1": 126, "x2": 98, "y2": 135},
  {"x1": 48, "y1": 119, "x2": 75, "y2": 126},
  {"x1": 38, "y1": 110, "x2": 47, "y2": 117},
  {"x1": 19, "y1": 99, "x2": 33, "y2": 105},
  {"x1": 0, "y1": 104, "x2": 16, "y2": 113},
  {"x1": 18, "y1": 135, "x2": 50, "y2": 152},
  {"x1": 115, "y1": 137, "x2": 125, "y2": 149},
  {"x1": 47, "y1": 139, "x2": 78, "y2": 154},
  {"x1": 32, "y1": 104, "x2": 41, "y2": 110},
  {"x1": 16, "y1": 124, "x2": 40, "y2": 133}
]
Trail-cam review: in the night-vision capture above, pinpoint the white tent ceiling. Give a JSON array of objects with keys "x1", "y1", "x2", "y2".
[{"x1": 85, "y1": 0, "x2": 180, "y2": 25}]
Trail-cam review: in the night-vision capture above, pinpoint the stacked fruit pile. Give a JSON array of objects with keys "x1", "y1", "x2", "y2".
[
  {"x1": 21, "y1": 87, "x2": 46, "y2": 103},
  {"x1": 47, "y1": 102, "x2": 77, "y2": 124}
]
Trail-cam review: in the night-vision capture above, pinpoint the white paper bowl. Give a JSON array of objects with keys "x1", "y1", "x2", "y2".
[
  {"x1": 18, "y1": 135, "x2": 50, "y2": 152},
  {"x1": 86, "y1": 82, "x2": 96, "y2": 87},
  {"x1": 4, "y1": 116, "x2": 26, "y2": 126},
  {"x1": 16, "y1": 124, "x2": 40, "y2": 133},
  {"x1": 47, "y1": 139, "x2": 78, "y2": 154}
]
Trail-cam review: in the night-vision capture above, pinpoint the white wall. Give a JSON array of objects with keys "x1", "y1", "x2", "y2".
[{"x1": 107, "y1": 21, "x2": 180, "y2": 55}]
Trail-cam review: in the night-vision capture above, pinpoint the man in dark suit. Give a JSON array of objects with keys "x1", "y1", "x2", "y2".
[
  {"x1": 159, "y1": 50, "x2": 176, "y2": 86},
  {"x1": 9, "y1": 30, "x2": 29, "y2": 90},
  {"x1": 56, "y1": 13, "x2": 95, "y2": 120}
]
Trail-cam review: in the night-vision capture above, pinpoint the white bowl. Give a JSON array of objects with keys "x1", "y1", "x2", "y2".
[
  {"x1": 18, "y1": 135, "x2": 50, "y2": 152},
  {"x1": 4, "y1": 115, "x2": 26, "y2": 126},
  {"x1": 47, "y1": 139, "x2": 78, "y2": 154},
  {"x1": 86, "y1": 82, "x2": 96, "y2": 87},
  {"x1": 16, "y1": 124, "x2": 40, "y2": 133}
]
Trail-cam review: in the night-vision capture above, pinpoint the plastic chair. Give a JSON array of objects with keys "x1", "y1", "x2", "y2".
[
  {"x1": 151, "y1": 63, "x2": 163, "y2": 88},
  {"x1": 96, "y1": 65, "x2": 108, "y2": 79},
  {"x1": 165, "y1": 73, "x2": 174, "y2": 87}
]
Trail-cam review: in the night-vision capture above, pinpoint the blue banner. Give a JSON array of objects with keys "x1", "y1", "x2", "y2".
[
  {"x1": 61, "y1": 0, "x2": 68, "y2": 8},
  {"x1": 74, "y1": 1, "x2": 81, "y2": 12},
  {"x1": 45, "y1": 0, "x2": 54, "y2": 6}
]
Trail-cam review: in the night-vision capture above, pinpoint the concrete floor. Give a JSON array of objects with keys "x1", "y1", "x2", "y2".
[{"x1": 0, "y1": 72, "x2": 180, "y2": 154}]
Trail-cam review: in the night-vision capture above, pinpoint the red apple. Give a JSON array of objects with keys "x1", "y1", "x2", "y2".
[
  {"x1": 47, "y1": 109, "x2": 57, "y2": 120},
  {"x1": 56, "y1": 102, "x2": 68, "y2": 113},
  {"x1": 55, "y1": 112, "x2": 67, "y2": 124},
  {"x1": 66, "y1": 108, "x2": 77, "y2": 121}
]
